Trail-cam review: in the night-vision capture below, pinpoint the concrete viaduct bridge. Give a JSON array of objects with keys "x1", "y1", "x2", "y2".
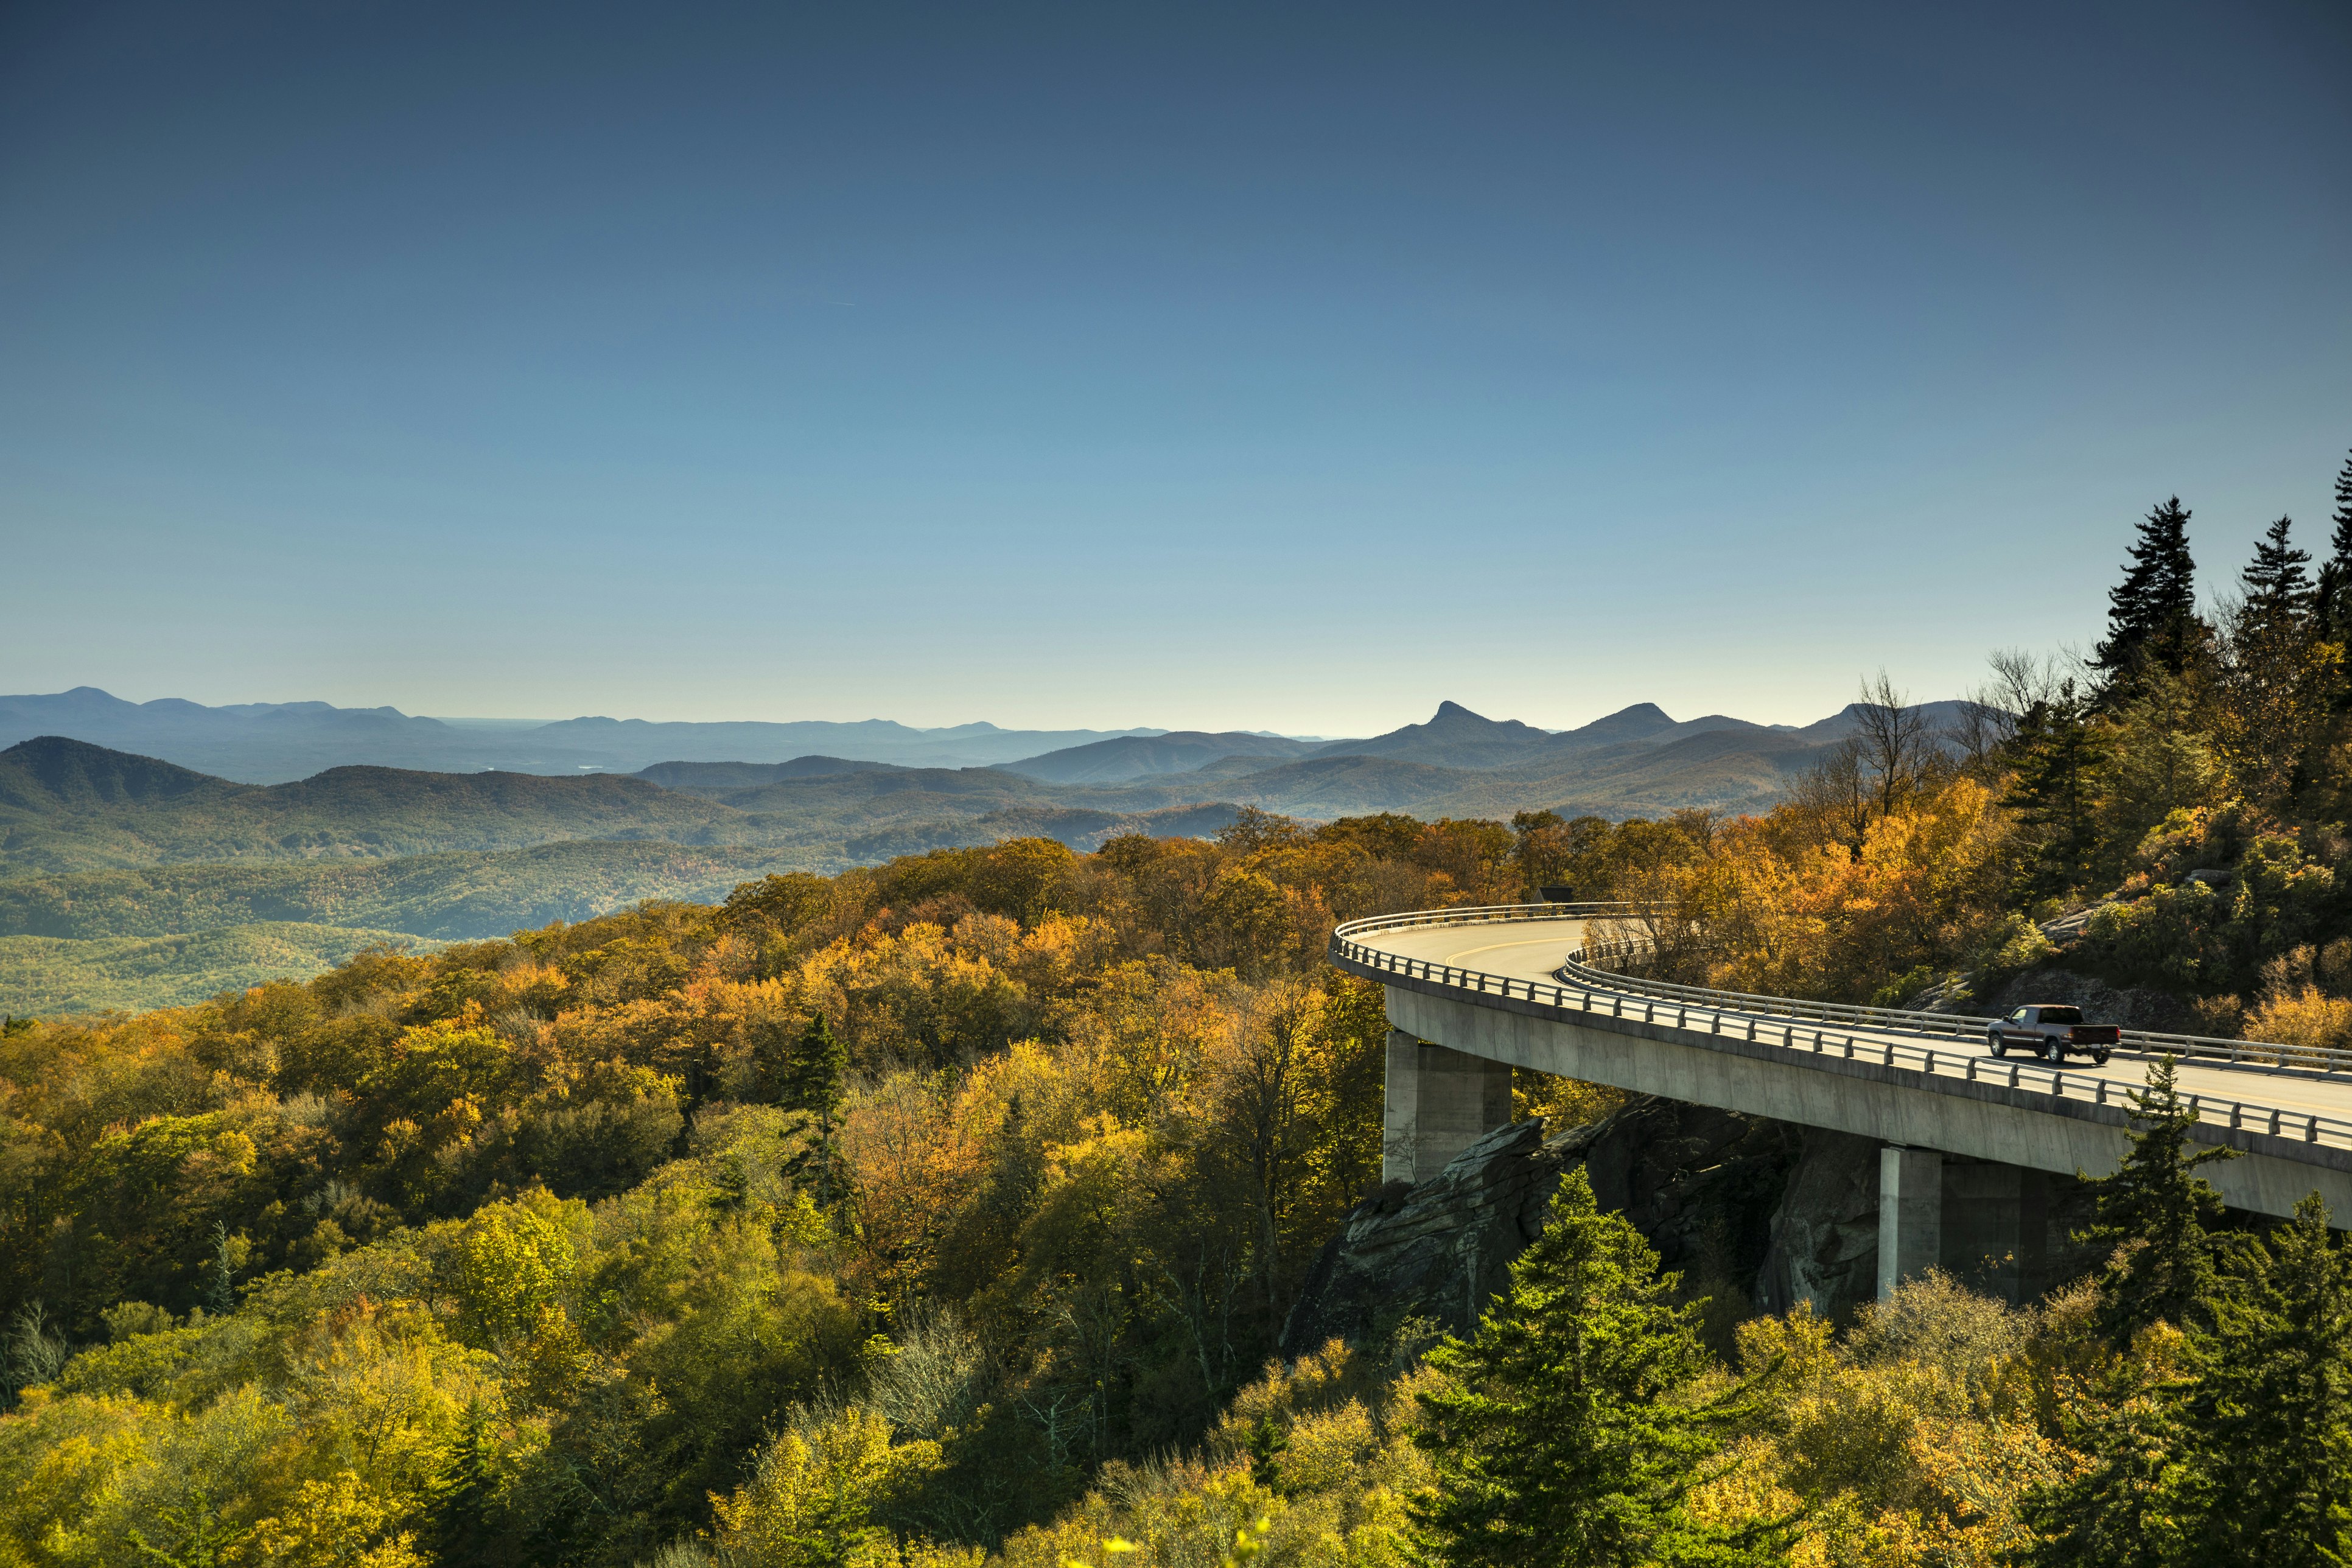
[{"x1": 1331, "y1": 904, "x2": 2352, "y2": 1303}]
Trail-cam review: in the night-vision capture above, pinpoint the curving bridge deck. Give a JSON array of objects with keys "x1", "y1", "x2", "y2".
[{"x1": 1330, "y1": 905, "x2": 2352, "y2": 1300}]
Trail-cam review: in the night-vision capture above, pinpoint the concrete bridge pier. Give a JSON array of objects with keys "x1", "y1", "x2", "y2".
[
  {"x1": 1877, "y1": 1146, "x2": 1944, "y2": 1300},
  {"x1": 1383, "y1": 1029, "x2": 1513, "y2": 1184},
  {"x1": 1879, "y1": 1146, "x2": 2052, "y2": 1304}
]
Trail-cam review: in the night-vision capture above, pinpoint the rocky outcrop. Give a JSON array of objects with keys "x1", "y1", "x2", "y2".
[
  {"x1": 1975, "y1": 966, "x2": 2205, "y2": 1034},
  {"x1": 1279, "y1": 1097, "x2": 1799, "y2": 1355},
  {"x1": 1754, "y1": 1129, "x2": 1883, "y2": 1321}
]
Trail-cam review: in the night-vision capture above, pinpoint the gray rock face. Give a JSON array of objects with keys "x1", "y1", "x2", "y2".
[
  {"x1": 1279, "y1": 1097, "x2": 1798, "y2": 1355},
  {"x1": 1976, "y1": 966, "x2": 2205, "y2": 1035},
  {"x1": 1754, "y1": 1129, "x2": 1883, "y2": 1321}
]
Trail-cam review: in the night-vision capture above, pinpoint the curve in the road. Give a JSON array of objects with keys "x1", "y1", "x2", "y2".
[{"x1": 1330, "y1": 903, "x2": 2352, "y2": 1220}]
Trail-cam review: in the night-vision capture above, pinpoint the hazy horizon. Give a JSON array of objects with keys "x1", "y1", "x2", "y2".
[
  {"x1": 7, "y1": 1, "x2": 2348, "y2": 733},
  {"x1": 5, "y1": 682, "x2": 1941, "y2": 741}
]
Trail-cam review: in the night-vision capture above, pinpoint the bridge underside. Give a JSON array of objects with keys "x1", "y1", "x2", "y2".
[{"x1": 1385, "y1": 984, "x2": 2352, "y2": 1302}]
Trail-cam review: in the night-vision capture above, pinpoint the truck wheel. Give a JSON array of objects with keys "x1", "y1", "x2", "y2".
[
  {"x1": 2093, "y1": 1049, "x2": 2111, "y2": 1066},
  {"x1": 2043, "y1": 1038, "x2": 2064, "y2": 1064},
  {"x1": 1989, "y1": 1032, "x2": 2006, "y2": 1058}
]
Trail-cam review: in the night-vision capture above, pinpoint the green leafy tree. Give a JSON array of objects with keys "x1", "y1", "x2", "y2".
[
  {"x1": 1410, "y1": 1167, "x2": 1762, "y2": 1568},
  {"x1": 2082, "y1": 1054, "x2": 2239, "y2": 1345},
  {"x1": 127, "y1": 1485, "x2": 251, "y2": 1568},
  {"x1": 2093, "y1": 497, "x2": 2202, "y2": 696}
]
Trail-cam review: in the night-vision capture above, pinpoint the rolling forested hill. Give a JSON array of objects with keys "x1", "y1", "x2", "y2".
[
  {"x1": 0, "y1": 842, "x2": 833, "y2": 941},
  {"x1": 0, "y1": 694, "x2": 1931, "y2": 1013},
  {"x1": 0, "y1": 740, "x2": 1252, "y2": 1012}
]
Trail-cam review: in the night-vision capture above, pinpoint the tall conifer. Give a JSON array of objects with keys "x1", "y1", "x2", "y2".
[
  {"x1": 2319, "y1": 449, "x2": 2352, "y2": 643},
  {"x1": 2081, "y1": 1054, "x2": 2238, "y2": 1345},
  {"x1": 1410, "y1": 1168, "x2": 1766, "y2": 1568},
  {"x1": 2003, "y1": 686, "x2": 2102, "y2": 900},
  {"x1": 2177, "y1": 1194, "x2": 2352, "y2": 1567},
  {"x1": 2239, "y1": 514, "x2": 2312, "y2": 639},
  {"x1": 2015, "y1": 1056, "x2": 2240, "y2": 1568},
  {"x1": 784, "y1": 1012, "x2": 849, "y2": 1208},
  {"x1": 2092, "y1": 498, "x2": 2200, "y2": 693},
  {"x1": 2223, "y1": 515, "x2": 2326, "y2": 800}
]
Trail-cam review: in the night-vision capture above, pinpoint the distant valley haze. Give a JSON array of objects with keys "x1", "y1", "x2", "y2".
[{"x1": 0, "y1": 685, "x2": 1936, "y2": 788}]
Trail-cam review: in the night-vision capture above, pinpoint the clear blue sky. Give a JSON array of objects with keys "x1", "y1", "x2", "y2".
[{"x1": 4, "y1": 1, "x2": 2348, "y2": 734}]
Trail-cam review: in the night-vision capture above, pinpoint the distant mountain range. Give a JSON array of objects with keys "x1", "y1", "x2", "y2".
[
  {"x1": 1003, "y1": 696, "x2": 1977, "y2": 816},
  {"x1": 0, "y1": 691, "x2": 1980, "y2": 1012},
  {"x1": 0, "y1": 688, "x2": 1167, "y2": 783}
]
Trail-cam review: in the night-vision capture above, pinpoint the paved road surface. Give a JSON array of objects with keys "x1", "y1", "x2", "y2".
[{"x1": 1354, "y1": 914, "x2": 2352, "y2": 1136}]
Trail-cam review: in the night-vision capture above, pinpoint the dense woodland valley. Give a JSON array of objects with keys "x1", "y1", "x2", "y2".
[{"x1": 10, "y1": 453, "x2": 2352, "y2": 1567}]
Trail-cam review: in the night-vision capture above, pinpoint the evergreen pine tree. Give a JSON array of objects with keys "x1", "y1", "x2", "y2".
[
  {"x1": 434, "y1": 1397, "x2": 504, "y2": 1566},
  {"x1": 2081, "y1": 1055, "x2": 2239, "y2": 1345},
  {"x1": 2175, "y1": 1194, "x2": 2352, "y2": 1567},
  {"x1": 2093, "y1": 498, "x2": 2201, "y2": 694},
  {"x1": 203, "y1": 1222, "x2": 237, "y2": 1319},
  {"x1": 2222, "y1": 515, "x2": 2328, "y2": 802},
  {"x1": 1409, "y1": 1168, "x2": 1765, "y2": 1568},
  {"x1": 2239, "y1": 514, "x2": 2313, "y2": 639},
  {"x1": 2014, "y1": 1055, "x2": 2240, "y2": 1568},
  {"x1": 2003, "y1": 685, "x2": 2102, "y2": 900},
  {"x1": 783, "y1": 1012, "x2": 849, "y2": 1208},
  {"x1": 2014, "y1": 1348, "x2": 2194, "y2": 1568},
  {"x1": 2314, "y1": 452, "x2": 2352, "y2": 636}
]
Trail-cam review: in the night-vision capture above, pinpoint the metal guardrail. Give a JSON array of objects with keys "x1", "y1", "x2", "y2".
[
  {"x1": 1564, "y1": 931, "x2": 2352, "y2": 1076},
  {"x1": 1329, "y1": 903, "x2": 2352, "y2": 1156}
]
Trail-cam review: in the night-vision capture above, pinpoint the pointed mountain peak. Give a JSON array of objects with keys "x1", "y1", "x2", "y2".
[{"x1": 1429, "y1": 700, "x2": 1491, "y2": 724}]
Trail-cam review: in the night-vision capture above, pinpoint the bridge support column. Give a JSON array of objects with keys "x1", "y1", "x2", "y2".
[
  {"x1": 1878, "y1": 1146, "x2": 1942, "y2": 1300},
  {"x1": 1384, "y1": 1029, "x2": 1513, "y2": 1185}
]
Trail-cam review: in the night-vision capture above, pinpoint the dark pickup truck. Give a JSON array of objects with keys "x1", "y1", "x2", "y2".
[{"x1": 1987, "y1": 1004, "x2": 2121, "y2": 1066}]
